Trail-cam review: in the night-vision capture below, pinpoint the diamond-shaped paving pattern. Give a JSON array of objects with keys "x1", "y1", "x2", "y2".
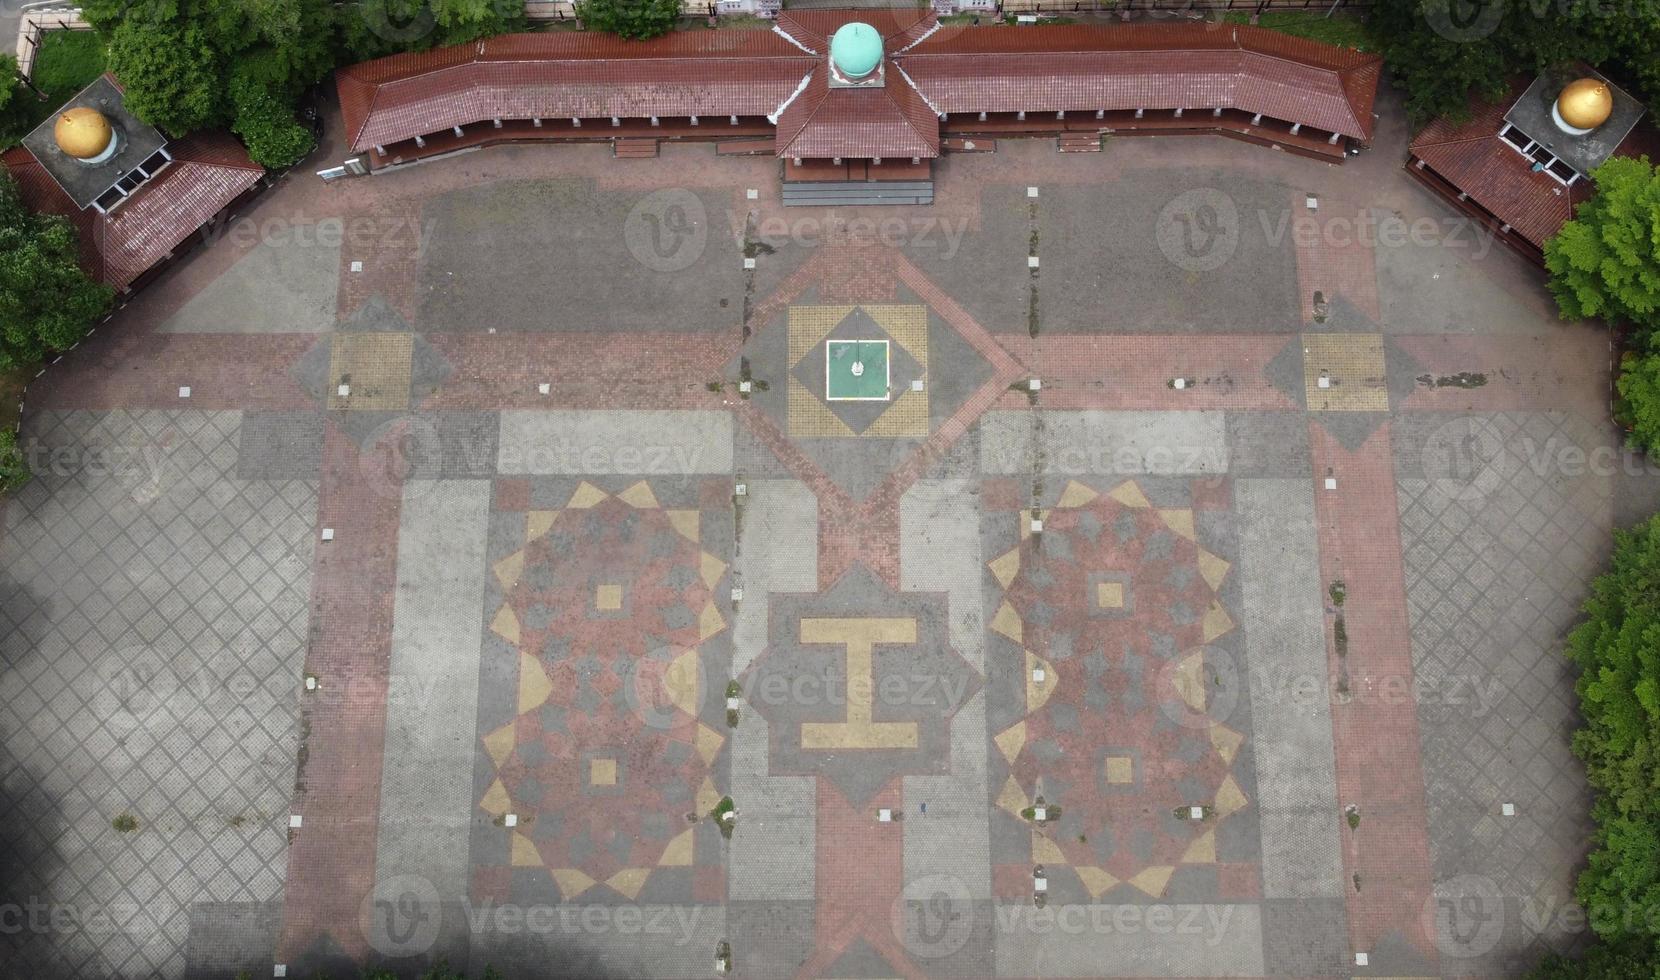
[
  {"x1": 1397, "y1": 412, "x2": 1607, "y2": 971},
  {"x1": 0, "y1": 411, "x2": 314, "y2": 979}
]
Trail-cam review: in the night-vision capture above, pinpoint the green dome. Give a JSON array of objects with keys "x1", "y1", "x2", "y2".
[{"x1": 830, "y1": 22, "x2": 882, "y2": 80}]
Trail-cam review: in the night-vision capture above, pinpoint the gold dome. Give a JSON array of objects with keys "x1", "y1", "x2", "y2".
[
  {"x1": 53, "y1": 107, "x2": 113, "y2": 160},
  {"x1": 1557, "y1": 78, "x2": 1614, "y2": 130}
]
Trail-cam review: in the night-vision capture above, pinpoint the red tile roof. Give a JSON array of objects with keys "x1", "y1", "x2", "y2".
[
  {"x1": 338, "y1": 31, "x2": 817, "y2": 151},
  {"x1": 336, "y1": 15, "x2": 1382, "y2": 158},
  {"x1": 1409, "y1": 78, "x2": 1659, "y2": 249},
  {"x1": 4, "y1": 130, "x2": 262, "y2": 290},
  {"x1": 900, "y1": 22, "x2": 1380, "y2": 140}
]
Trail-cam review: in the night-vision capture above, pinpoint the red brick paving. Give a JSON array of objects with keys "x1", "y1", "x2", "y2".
[
  {"x1": 276, "y1": 421, "x2": 404, "y2": 962},
  {"x1": 799, "y1": 780, "x2": 923, "y2": 979},
  {"x1": 23, "y1": 331, "x2": 316, "y2": 411},
  {"x1": 1292, "y1": 191, "x2": 1383, "y2": 325},
  {"x1": 1001, "y1": 335, "x2": 1298, "y2": 410},
  {"x1": 1308, "y1": 420, "x2": 1440, "y2": 968},
  {"x1": 419, "y1": 332, "x2": 732, "y2": 410}
]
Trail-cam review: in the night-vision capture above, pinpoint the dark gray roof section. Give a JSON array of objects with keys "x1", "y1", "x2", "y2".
[
  {"x1": 21, "y1": 74, "x2": 169, "y2": 210},
  {"x1": 1503, "y1": 70, "x2": 1646, "y2": 177}
]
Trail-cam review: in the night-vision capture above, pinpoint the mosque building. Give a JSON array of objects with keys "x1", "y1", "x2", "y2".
[
  {"x1": 1, "y1": 74, "x2": 265, "y2": 292},
  {"x1": 335, "y1": 9, "x2": 1383, "y2": 200},
  {"x1": 1408, "y1": 69, "x2": 1657, "y2": 264}
]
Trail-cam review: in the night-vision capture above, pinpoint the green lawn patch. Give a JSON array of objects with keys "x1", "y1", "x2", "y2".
[
  {"x1": 3, "y1": 30, "x2": 108, "y2": 147},
  {"x1": 1223, "y1": 11, "x2": 1374, "y2": 51}
]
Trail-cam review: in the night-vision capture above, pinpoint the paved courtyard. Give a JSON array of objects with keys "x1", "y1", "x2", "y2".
[{"x1": 2, "y1": 92, "x2": 1656, "y2": 979}]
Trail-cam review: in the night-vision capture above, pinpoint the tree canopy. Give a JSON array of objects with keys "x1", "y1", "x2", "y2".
[
  {"x1": 1370, "y1": 0, "x2": 1660, "y2": 125},
  {"x1": 1547, "y1": 156, "x2": 1660, "y2": 337},
  {"x1": 573, "y1": 0, "x2": 682, "y2": 41},
  {"x1": 0, "y1": 173, "x2": 111, "y2": 371}
]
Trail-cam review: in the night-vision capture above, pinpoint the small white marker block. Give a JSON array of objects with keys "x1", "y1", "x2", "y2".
[
  {"x1": 1354, "y1": 952, "x2": 1369, "y2": 967},
  {"x1": 1027, "y1": 186, "x2": 1039, "y2": 198},
  {"x1": 743, "y1": 257, "x2": 756, "y2": 270},
  {"x1": 1501, "y1": 802, "x2": 1515, "y2": 817},
  {"x1": 1317, "y1": 375, "x2": 1331, "y2": 389},
  {"x1": 1324, "y1": 478, "x2": 1337, "y2": 491},
  {"x1": 1028, "y1": 378, "x2": 1041, "y2": 391},
  {"x1": 504, "y1": 813, "x2": 518, "y2": 827},
  {"x1": 739, "y1": 380, "x2": 752, "y2": 393},
  {"x1": 274, "y1": 967, "x2": 288, "y2": 979},
  {"x1": 731, "y1": 587, "x2": 744, "y2": 602},
  {"x1": 1189, "y1": 806, "x2": 1204, "y2": 820},
  {"x1": 350, "y1": 260, "x2": 363, "y2": 272},
  {"x1": 289, "y1": 815, "x2": 303, "y2": 829},
  {"x1": 1032, "y1": 667, "x2": 1045, "y2": 684},
  {"x1": 321, "y1": 528, "x2": 335, "y2": 542},
  {"x1": 726, "y1": 696, "x2": 741, "y2": 711},
  {"x1": 911, "y1": 379, "x2": 924, "y2": 392},
  {"x1": 878, "y1": 808, "x2": 893, "y2": 823},
  {"x1": 488, "y1": 328, "x2": 497, "y2": 334},
  {"x1": 1028, "y1": 256, "x2": 1040, "y2": 268},
  {"x1": 178, "y1": 386, "x2": 192, "y2": 399},
  {"x1": 1306, "y1": 196, "x2": 1318, "y2": 210},
  {"x1": 1030, "y1": 519, "x2": 1043, "y2": 533},
  {"x1": 734, "y1": 483, "x2": 747, "y2": 496},
  {"x1": 1033, "y1": 877, "x2": 1048, "y2": 893},
  {"x1": 1173, "y1": 377, "x2": 1186, "y2": 390},
  {"x1": 337, "y1": 384, "x2": 351, "y2": 398},
  {"x1": 304, "y1": 676, "x2": 317, "y2": 691},
  {"x1": 747, "y1": 188, "x2": 760, "y2": 200},
  {"x1": 1033, "y1": 806, "x2": 1047, "y2": 821}
]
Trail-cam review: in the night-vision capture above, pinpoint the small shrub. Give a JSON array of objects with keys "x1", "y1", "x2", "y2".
[
  {"x1": 111, "y1": 813, "x2": 138, "y2": 833},
  {"x1": 0, "y1": 430, "x2": 27, "y2": 495},
  {"x1": 575, "y1": 0, "x2": 682, "y2": 41}
]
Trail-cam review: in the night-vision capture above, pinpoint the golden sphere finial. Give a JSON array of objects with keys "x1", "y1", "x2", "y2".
[
  {"x1": 1557, "y1": 78, "x2": 1614, "y2": 131},
  {"x1": 53, "y1": 107, "x2": 113, "y2": 160}
]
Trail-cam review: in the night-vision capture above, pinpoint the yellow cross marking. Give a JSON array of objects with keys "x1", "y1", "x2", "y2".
[{"x1": 798, "y1": 617, "x2": 919, "y2": 749}]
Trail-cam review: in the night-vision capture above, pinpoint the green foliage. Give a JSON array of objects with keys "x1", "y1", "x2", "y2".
[
  {"x1": 1221, "y1": 11, "x2": 1373, "y2": 51},
  {"x1": 1547, "y1": 515, "x2": 1660, "y2": 973},
  {"x1": 1547, "y1": 157, "x2": 1660, "y2": 336},
  {"x1": 1615, "y1": 353, "x2": 1660, "y2": 453},
  {"x1": 340, "y1": 0, "x2": 526, "y2": 61},
  {"x1": 111, "y1": 813, "x2": 137, "y2": 832},
  {"x1": 1529, "y1": 939, "x2": 1659, "y2": 979},
  {"x1": 0, "y1": 32, "x2": 110, "y2": 148},
  {"x1": 106, "y1": 19, "x2": 224, "y2": 132},
  {"x1": 0, "y1": 429, "x2": 27, "y2": 495},
  {"x1": 575, "y1": 0, "x2": 682, "y2": 41},
  {"x1": 230, "y1": 76, "x2": 315, "y2": 168},
  {"x1": 0, "y1": 173, "x2": 111, "y2": 371},
  {"x1": 1369, "y1": 0, "x2": 1660, "y2": 126}
]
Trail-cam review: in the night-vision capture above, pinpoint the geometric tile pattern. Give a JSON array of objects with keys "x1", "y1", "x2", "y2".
[
  {"x1": 0, "y1": 410, "x2": 312, "y2": 979},
  {"x1": 787, "y1": 304, "x2": 929, "y2": 438},
  {"x1": 985, "y1": 478, "x2": 1247, "y2": 901},
  {"x1": 325, "y1": 332, "x2": 414, "y2": 411},
  {"x1": 474, "y1": 480, "x2": 729, "y2": 903}
]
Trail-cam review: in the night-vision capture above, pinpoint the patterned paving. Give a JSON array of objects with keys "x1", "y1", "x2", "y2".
[
  {"x1": 0, "y1": 114, "x2": 1640, "y2": 980},
  {"x1": 0, "y1": 411, "x2": 313, "y2": 979}
]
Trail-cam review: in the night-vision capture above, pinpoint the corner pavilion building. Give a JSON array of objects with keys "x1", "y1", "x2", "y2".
[{"x1": 335, "y1": 9, "x2": 1383, "y2": 197}]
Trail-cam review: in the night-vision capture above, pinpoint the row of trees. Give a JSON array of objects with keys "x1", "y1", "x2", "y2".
[{"x1": 80, "y1": 0, "x2": 527, "y2": 167}]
